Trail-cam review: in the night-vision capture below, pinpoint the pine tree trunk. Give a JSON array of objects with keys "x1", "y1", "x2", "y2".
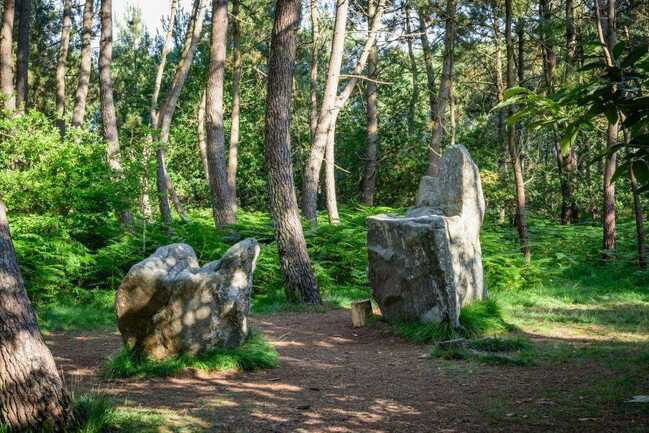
[
  {"x1": 206, "y1": 0, "x2": 236, "y2": 226},
  {"x1": 629, "y1": 165, "x2": 647, "y2": 269},
  {"x1": 417, "y1": 4, "x2": 436, "y2": 123},
  {"x1": 324, "y1": 112, "x2": 340, "y2": 223},
  {"x1": 302, "y1": 0, "x2": 385, "y2": 223},
  {"x1": 309, "y1": 0, "x2": 319, "y2": 141},
  {"x1": 264, "y1": 0, "x2": 321, "y2": 304},
  {"x1": 55, "y1": 0, "x2": 72, "y2": 135},
  {"x1": 361, "y1": 0, "x2": 379, "y2": 206},
  {"x1": 15, "y1": 0, "x2": 30, "y2": 112},
  {"x1": 506, "y1": 0, "x2": 530, "y2": 260},
  {"x1": 426, "y1": 0, "x2": 456, "y2": 176},
  {"x1": 197, "y1": 90, "x2": 209, "y2": 181},
  {"x1": 0, "y1": 200, "x2": 73, "y2": 432},
  {"x1": 404, "y1": 1, "x2": 418, "y2": 136},
  {"x1": 100, "y1": 0, "x2": 132, "y2": 227},
  {"x1": 71, "y1": 0, "x2": 95, "y2": 127},
  {"x1": 227, "y1": 0, "x2": 241, "y2": 210},
  {"x1": 0, "y1": 0, "x2": 16, "y2": 112}
]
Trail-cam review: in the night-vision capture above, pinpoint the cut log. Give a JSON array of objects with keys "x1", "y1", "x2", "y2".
[{"x1": 351, "y1": 299, "x2": 372, "y2": 328}]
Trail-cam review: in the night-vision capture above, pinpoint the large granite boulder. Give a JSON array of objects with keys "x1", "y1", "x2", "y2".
[
  {"x1": 115, "y1": 239, "x2": 260, "y2": 360},
  {"x1": 368, "y1": 145, "x2": 486, "y2": 327}
]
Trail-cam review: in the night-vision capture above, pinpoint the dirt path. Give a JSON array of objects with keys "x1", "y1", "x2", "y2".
[{"x1": 47, "y1": 310, "x2": 647, "y2": 433}]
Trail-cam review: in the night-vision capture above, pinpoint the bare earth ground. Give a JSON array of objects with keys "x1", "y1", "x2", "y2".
[{"x1": 47, "y1": 310, "x2": 649, "y2": 433}]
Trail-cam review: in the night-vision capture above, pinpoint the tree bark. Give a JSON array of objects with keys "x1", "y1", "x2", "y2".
[
  {"x1": 264, "y1": 0, "x2": 321, "y2": 304},
  {"x1": 302, "y1": 0, "x2": 385, "y2": 223},
  {"x1": 324, "y1": 111, "x2": 340, "y2": 223},
  {"x1": 0, "y1": 200, "x2": 73, "y2": 432},
  {"x1": 0, "y1": 0, "x2": 16, "y2": 112},
  {"x1": 100, "y1": 0, "x2": 132, "y2": 226},
  {"x1": 309, "y1": 0, "x2": 319, "y2": 141},
  {"x1": 492, "y1": 9, "x2": 506, "y2": 156},
  {"x1": 71, "y1": 0, "x2": 95, "y2": 127},
  {"x1": 629, "y1": 165, "x2": 647, "y2": 269},
  {"x1": 596, "y1": 0, "x2": 617, "y2": 258},
  {"x1": 404, "y1": 1, "x2": 418, "y2": 135},
  {"x1": 15, "y1": 0, "x2": 30, "y2": 112},
  {"x1": 206, "y1": 0, "x2": 236, "y2": 226},
  {"x1": 227, "y1": 0, "x2": 242, "y2": 210},
  {"x1": 56, "y1": 0, "x2": 72, "y2": 135},
  {"x1": 361, "y1": 0, "x2": 379, "y2": 206},
  {"x1": 416, "y1": 3, "x2": 436, "y2": 122},
  {"x1": 197, "y1": 90, "x2": 209, "y2": 181},
  {"x1": 506, "y1": 0, "x2": 530, "y2": 260},
  {"x1": 565, "y1": 0, "x2": 577, "y2": 65},
  {"x1": 426, "y1": 0, "x2": 456, "y2": 176}
]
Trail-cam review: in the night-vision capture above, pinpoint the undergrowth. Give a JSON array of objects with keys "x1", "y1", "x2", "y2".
[
  {"x1": 431, "y1": 337, "x2": 536, "y2": 367},
  {"x1": 102, "y1": 331, "x2": 278, "y2": 378}
]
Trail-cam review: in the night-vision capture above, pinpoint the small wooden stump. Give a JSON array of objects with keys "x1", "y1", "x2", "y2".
[{"x1": 351, "y1": 299, "x2": 372, "y2": 328}]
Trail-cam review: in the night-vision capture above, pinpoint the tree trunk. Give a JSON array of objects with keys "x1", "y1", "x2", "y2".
[
  {"x1": 492, "y1": 11, "x2": 505, "y2": 148},
  {"x1": 206, "y1": 0, "x2": 236, "y2": 227},
  {"x1": 416, "y1": 3, "x2": 436, "y2": 122},
  {"x1": 596, "y1": 0, "x2": 617, "y2": 258},
  {"x1": 361, "y1": 0, "x2": 379, "y2": 206},
  {"x1": 629, "y1": 165, "x2": 647, "y2": 269},
  {"x1": 264, "y1": 0, "x2": 321, "y2": 304},
  {"x1": 227, "y1": 0, "x2": 242, "y2": 210},
  {"x1": 0, "y1": 0, "x2": 16, "y2": 112},
  {"x1": 426, "y1": 0, "x2": 456, "y2": 176},
  {"x1": 324, "y1": 112, "x2": 340, "y2": 223},
  {"x1": 565, "y1": 0, "x2": 577, "y2": 65},
  {"x1": 100, "y1": 0, "x2": 132, "y2": 226},
  {"x1": 302, "y1": 0, "x2": 385, "y2": 223},
  {"x1": 15, "y1": 0, "x2": 30, "y2": 111},
  {"x1": 506, "y1": 0, "x2": 530, "y2": 260},
  {"x1": 197, "y1": 90, "x2": 209, "y2": 181},
  {"x1": 404, "y1": 1, "x2": 418, "y2": 135},
  {"x1": 0, "y1": 200, "x2": 73, "y2": 432},
  {"x1": 71, "y1": 0, "x2": 95, "y2": 127},
  {"x1": 156, "y1": 0, "x2": 206, "y2": 225},
  {"x1": 56, "y1": 0, "x2": 72, "y2": 135},
  {"x1": 309, "y1": 0, "x2": 319, "y2": 141}
]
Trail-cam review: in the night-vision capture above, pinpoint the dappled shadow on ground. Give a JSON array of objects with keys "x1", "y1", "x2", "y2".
[{"x1": 48, "y1": 310, "x2": 649, "y2": 433}]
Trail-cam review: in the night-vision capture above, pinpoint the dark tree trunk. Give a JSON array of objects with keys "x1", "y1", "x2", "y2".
[
  {"x1": 0, "y1": 0, "x2": 16, "y2": 112},
  {"x1": 55, "y1": 0, "x2": 72, "y2": 135},
  {"x1": 264, "y1": 0, "x2": 321, "y2": 304},
  {"x1": 100, "y1": 0, "x2": 132, "y2": 226},
  {"x1": 0, "y1": 200, "x2": 73, "y2": 432},
  {"x1": 565, "y1": 0, "x2": 577, "y2": 65},
  {"x1": 71, "y1": 0, "x2": 94, "y2": 127},
  {"x1": 506, "y1": 0, "x2": 530, "y2": 260},
  {"x1": 15, "y1": 0, "x2": 30, "y2": 111},
  {"x1": 426, "y1": 0, "x2": 456, "y2": 176},
  {"x1": 361, "y1": 0, "x2": 379, "y2": 206},
  {"x1": 206, "y1": 0, "x2": 236, "y2": 226},
  {"x1": 629, "y1": 165, "x2": 647, "y2": 269},
  {"x1": 227, "y1": 0, "x2": 242, "y2": 210}
]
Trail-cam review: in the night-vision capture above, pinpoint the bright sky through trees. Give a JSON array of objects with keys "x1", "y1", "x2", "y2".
[{"x1": 113, "y1": 0, "x2": 192, "y2": 33}]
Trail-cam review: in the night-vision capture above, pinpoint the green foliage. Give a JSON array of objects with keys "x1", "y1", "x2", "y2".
[
  {"x1": 102, "y1": 331, "x2": 278, "y2": 378},
  {"x1": 36, "y1": 290, "x2": 116, "y2": 332},
  {"x1": 432, "y1": 337, "x2": 536, "y2": 367},
  {"x1": 394, "y1": 300, "x2": 510, "y2": 344}
]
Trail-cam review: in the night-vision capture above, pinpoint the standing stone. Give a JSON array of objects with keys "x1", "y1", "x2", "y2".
[
  {"x1": 368, "y1": 145, "x2": 486, "y2": 327},
  {"x1": 115, "y1": 238, "x2": 260, "y2": 360}
]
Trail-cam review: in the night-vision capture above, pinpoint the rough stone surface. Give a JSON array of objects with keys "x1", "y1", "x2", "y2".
[
  {"x1": 368, "y1": 145, "x2": 486, "y2": 327},
  {"x1": 115, "y1": 239, "x2": 260, "y2": 360}
]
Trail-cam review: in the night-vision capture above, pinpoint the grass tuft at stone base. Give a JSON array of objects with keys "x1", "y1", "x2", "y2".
[{"x1": 101, "y1": 331, "x2": 278, "y2": 379}]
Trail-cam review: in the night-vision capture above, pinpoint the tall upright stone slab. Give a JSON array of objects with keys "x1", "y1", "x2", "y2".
[{"x1": 368, "y1": 145, "x2": 486, "y2": 327}]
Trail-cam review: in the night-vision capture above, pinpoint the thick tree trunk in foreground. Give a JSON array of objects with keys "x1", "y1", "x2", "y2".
[
  {"x1": 361, "y1": 0, "x2": 379, "y2": 206},
  {"x1": 265, "y1": 0, "x2": 321, "y2": 304},
  {"x1": 506, "y1": 0, "x2": 530, "y2": 260},
  {"x1": 71, "y1": 0, "x2": 95, "y2": 127},
  {"x1": 56, "y1": 0, "x2": 72, "y2": 134},
  {"x1": 0, "y1": 200, "x2": 73, "y2": 432},
  {"x1": 227, "y1": 0, "x2": 242, "y2": 209},
  {"x1": 0, "y1": 0, "x2": 16, "y2": 112},
  {"x1": 426, "y1": 0, "x2": 456, "y2": 176},
  {"x1": 206, "y1": 0, "x2": 236, "y2": 227},
  {"x1": 100, "y1": 0, "x2": 131, "y2": 226},
  {"x1": 302, "y1": 0, "x2": 385, "y2": 223},
  {"x1": 15, "y1": 0, "x2": 30, "y2": 111}
]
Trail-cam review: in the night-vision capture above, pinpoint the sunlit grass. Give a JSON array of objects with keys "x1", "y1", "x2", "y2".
[{"x1": 102, "y1": 331, "x2": 278, "y2": 379}]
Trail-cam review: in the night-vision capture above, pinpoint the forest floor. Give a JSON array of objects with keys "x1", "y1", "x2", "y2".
[{"x1": 48, "y1": 309, "x2": 649, "y2": 433}]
